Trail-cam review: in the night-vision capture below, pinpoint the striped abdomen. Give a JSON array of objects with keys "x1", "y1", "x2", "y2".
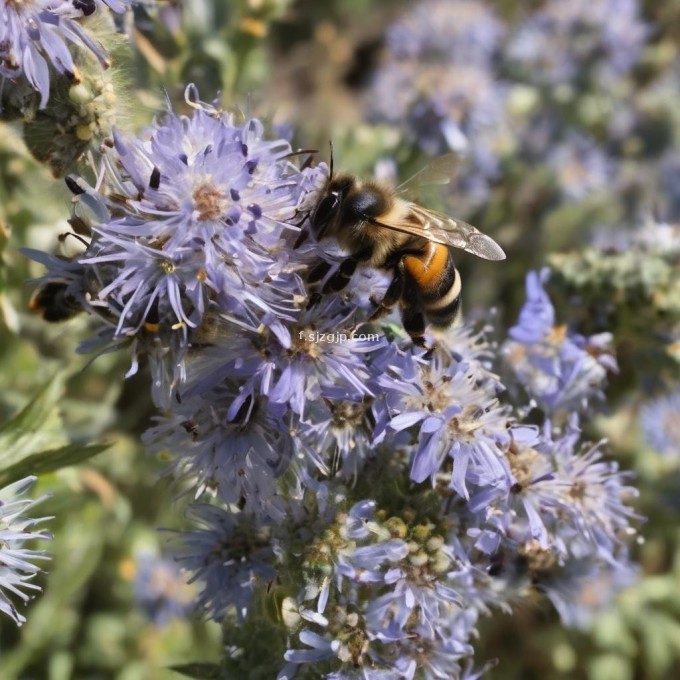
[{"x1": 402, "y1": 241, "x2": 461, "y2": 328}]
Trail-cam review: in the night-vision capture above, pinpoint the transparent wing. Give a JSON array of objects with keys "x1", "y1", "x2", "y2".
[
  {"x1": 370, "y1": 202, "x2": 506, "y2": 261},
  {"x1": 394, "y1": 153, "x2": 463, "y2": 197}
]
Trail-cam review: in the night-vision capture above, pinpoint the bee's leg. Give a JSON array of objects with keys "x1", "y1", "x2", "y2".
[
  {"x1": 306, "y1": 258, "x2": 352, "y2": 309},
  {"x1": 322, "y1": 258, "x2": 359, "y2": 293},
  {"x1": 400, "y1": 269, "x2": 427, "y2": 347},
  {"x1": 305, "y1": 260, "x2": 333, "y2": 309},
  {"x1": 321, "y1": 246, "x2": 374, "y2": 295},
  {"x1": 308, "y1": 260, "x2": 333, "y2": 285},
  {"x1": 367, "y1": 268, "x2": 403, "y2": 322},
  {"x1": 306, "y1": 291, "x2": 323, "y2": 310},
  {"x1": 401, "y1": 306, "x2": 427, "y2": 347},
  {"x1": 293, "y1": 228, "x2": 310, "y2": 249}
]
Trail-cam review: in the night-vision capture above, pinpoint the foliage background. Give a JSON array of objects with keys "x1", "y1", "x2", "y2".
[{"x1": 1, "y1": 0, "x2": 679, "y2": 678}]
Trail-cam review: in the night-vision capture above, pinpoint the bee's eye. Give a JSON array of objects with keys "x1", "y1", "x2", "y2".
[{"x1": 311, "y1": 193, "x2": 340, "y2": 239}]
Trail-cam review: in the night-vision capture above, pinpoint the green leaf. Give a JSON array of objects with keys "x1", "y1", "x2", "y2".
[
  {"x1": 0, "y1": 372, "x2": 68, "y2": 461},
  {"x1": 0, "y1": 441, "x2": 110, "y2": 487},
  {"x1": 169, "y1": 662, "x2": 222, "y2": 679},
  {"x1": 0, "y1": 372, "x2": 108, "y2": 484}
]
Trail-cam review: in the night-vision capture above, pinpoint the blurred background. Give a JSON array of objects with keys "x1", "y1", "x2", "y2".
[{"x1": 1, "y1": 0, "x2": 679, "y2": 678}]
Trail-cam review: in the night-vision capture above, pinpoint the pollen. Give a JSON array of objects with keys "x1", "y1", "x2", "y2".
[
  {"x1": 506, "y1": 442, "x2": 540, "y2": 490},
  {"x1": 519, "y1": 539, "x2": 558, "y2": 572},
  {"x1": 192, "y1": 183, "x2": 226, "y2": 222},
  {"x1": 291, "y1": 332, "x2": 322, "y2": 360},
  {"x1": 447, "y1": 402, "x2": 486, "y2": 439},
  {"x1": 405, "y1": 371, "x2": 456, "y2": 413}
]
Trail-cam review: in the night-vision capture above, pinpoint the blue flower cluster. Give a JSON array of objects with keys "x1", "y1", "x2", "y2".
[
  {"x1": 505, "y1": 0, "x2": 648, "y2": 88},
  {"x1": 26, "y1": 91, "x2": 638, "y2": 676},
  {"x1": 365, "y1": 0, "x2": 664, "y2": 216},
  {"x1": 366, "y1": 0, "x2": 508, "y2": 211},
  {"x1": 0, "y1": 0, "x2": 130, "y2": 110}
]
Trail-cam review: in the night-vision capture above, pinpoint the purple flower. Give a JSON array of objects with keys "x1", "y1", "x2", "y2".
[
  {"x1": 547, "y1": 132, "x2": 615, "y2": 201},
  {"x1": 0, "y1": 476, "x2": 52, "y2": 626},
  {"x1": 29, "y1": 87, "x2": 326, "y2": 408},
  {"x1": 172, "y1": 503, "x2": 276, "y2": 622},
  {"x1": 386, "y1": 0, "x2": 503, "y2": 65},
  {"x1": 285, "y1": 500, "x2": 485, "y2": 679},
  {"x1": 503, "y1": 268, "x2": 617, "y2": 415},
  {"x1": 377, "y1": 350, "x2": 511, "y2": 498},
  {"x1": 84, "y1": 90, "x2": 310, "y2": 339},
  {"x1": 475, "y1": 415, "x2": 639, "y2": 618},
  {"x1": 145, "y1": 389, "x2": 295, "y2": 514},
  {"x1": 0, "y1": 0, "x2": 127, "y2": 109},
  {"x1": 296, "y1": 396, "x2": 376, "y2": 479}
]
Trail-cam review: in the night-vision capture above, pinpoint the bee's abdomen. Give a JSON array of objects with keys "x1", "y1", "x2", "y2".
[{"x1": 403, "y1": 244, "x2": 461, "y2": 328}]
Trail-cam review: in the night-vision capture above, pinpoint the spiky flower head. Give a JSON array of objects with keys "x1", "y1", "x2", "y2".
[
  {"x1": 0, "y1": 0, "x2": 129, "y2": 113},
  {"x1": 0, "y1": 476, "x2": 52, "y2": 626},
  {"x1": 502, "y1": 268, "x2": 617, "y2": 417},
  {"x1": 27, "y1": 86, "x2": 325, "y2": 406}
]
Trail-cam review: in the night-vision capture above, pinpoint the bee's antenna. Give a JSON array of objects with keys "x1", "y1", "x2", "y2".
[
  {"x1": 58, "y1": 231, "x2": 90, "y2": 248},
  {"x1": 329, "y1": 140, "x2": 334, "y2": 180}
]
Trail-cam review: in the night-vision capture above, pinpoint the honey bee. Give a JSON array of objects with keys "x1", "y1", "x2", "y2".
[{"x1": 306, "y1": 153, "x2": 506, "y2": 345}]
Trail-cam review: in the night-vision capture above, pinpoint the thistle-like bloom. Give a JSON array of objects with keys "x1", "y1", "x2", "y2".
[
  {"x1": 375, "y1": 343, "x2": 511, "y2": 499},
  {"x1": 502, "y1": 268, "x2": 617, "y2": 416},
  {"x1": 172, "y1": 503, "x2": 276, "y2": 622},
  {"x1": 469, "y1": 415, "x2": 639, "y2": 626},
  {"x1": 0, "y1": 0, "x2": 129, "y2": 110},
  {"x1": 0, "y1": 476, "x2": 52, "y2": 626},
  {"x1": 145, "y1": 387, "x2": 296, "y2": 513},
  {"x1": 85, "y1": 93, "x2": 308, "y2": 339},
  {"x1": 30, "y1": 87, "x2": 325, "y2": 406},
  {"x1": 145, "y1": 294, "x2": 386, "y2": 507}
]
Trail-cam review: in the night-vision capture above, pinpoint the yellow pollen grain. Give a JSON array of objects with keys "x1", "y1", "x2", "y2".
[{"x1": 76, "y1": 124, "x2": 92, "y2": 141}]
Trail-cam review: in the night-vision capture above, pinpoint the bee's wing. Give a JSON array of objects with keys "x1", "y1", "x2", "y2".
[
  {"x1": 394, "y1": 154, "x2": 462, "y2": 196},
  {"x1": 370, "y1": 202, "x2": 506, "y2": 261}
]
